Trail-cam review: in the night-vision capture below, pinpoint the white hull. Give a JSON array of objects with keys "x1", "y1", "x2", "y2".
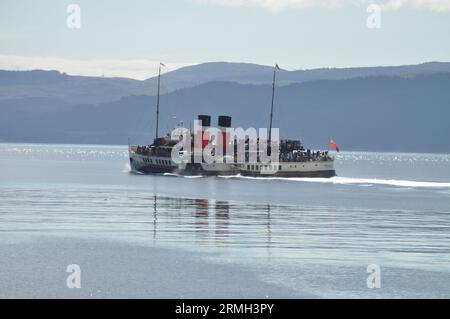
[{"x1": 129, "y1": 147, "x2": 336, "y2": 177}]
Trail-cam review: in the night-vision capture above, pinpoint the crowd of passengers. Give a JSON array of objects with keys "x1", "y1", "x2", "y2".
[
  {"x1": 136, "y1": 139, "x2": 333, "y2": 162},
  {"x1": 136, "y1": 145, "x2": 172, "y2": 157},
  {"x1": 279, "y1": 149, "x2": 332, "y2": 162}
]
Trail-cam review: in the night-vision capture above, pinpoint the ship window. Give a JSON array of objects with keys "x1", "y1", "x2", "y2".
[
  {"x1": 279, "y1": 165, "x2": 282, "y2": 170},
  {"x1": 247, "y1": 165, "x2": 250, "y2": 170}
]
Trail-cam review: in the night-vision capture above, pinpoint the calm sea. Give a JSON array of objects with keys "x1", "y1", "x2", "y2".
[{"x1": 0, "y1": 143, "x2": 449, "y2": 298}]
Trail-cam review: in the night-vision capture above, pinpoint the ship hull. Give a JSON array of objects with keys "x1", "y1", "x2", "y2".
[
  {"x1": 239, "y1": 170, "x2": 336, "y2": 178},
  {"x1": 129, "y1": 151, "x2": 336, "y2": 178}
]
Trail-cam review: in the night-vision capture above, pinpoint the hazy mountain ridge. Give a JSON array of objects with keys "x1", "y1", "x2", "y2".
[
  {"x1": 149, "y1": 61, "x2": 450, "y2": 84},
  {"x1": 143, "y1": 61, "x2": 450, "y2": 93},
  {"x1": 1, "y1": 72, "x2": 449, "y2": 153},
  {"x1": 0, "y1": 70, "x2": 146, "y2": 105},
  {"x1": 1, "y1": 61, "x2": 450, "y2": 105}
]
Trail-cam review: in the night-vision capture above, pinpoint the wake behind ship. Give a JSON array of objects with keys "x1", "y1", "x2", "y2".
[{"x1": 128, "y1": 63, "x2": 336, "y2": 178}]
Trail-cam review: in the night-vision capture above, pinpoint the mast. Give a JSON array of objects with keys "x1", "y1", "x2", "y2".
[
  {"x1": 268, "y1": 63, "x2": 279, "y2": 143},
  {"x1": 155, "y1": 62, "x2": 164, "y2": 139}
]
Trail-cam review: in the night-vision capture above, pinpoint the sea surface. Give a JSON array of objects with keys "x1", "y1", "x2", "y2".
[{"x1": 0, "y1": 143, "x2": 449, "y2": 298}]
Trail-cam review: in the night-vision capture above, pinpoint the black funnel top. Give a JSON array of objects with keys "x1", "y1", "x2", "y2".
[
  {"x1": 198, "y1": 115, "x2": 211, "y2": 127},
  {"x1": 218, "y1": 115, "x2": 232, "y2": 128}
]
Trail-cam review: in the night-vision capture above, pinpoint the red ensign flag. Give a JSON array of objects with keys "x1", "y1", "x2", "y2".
[{"x1": 329, "y1": 139, "x2": 340, "y2": 152}]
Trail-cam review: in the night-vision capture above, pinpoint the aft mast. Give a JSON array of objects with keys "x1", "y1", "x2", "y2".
[
  {"x1": 268, "y1": 63, "x2": 280, "y2": 143},
  {"x1": 155, "y1": 62, "x2": 165, "y2": 139}
]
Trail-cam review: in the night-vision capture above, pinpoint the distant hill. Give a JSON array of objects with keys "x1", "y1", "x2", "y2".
[
  {"x1": 0, "y1": 70, "x2": 146, "y2": 104},
  {"x1": 1, "y1": 72, "x2": 449, "y2": 153},
  {"x1": 144, "y1": 61, "x2": 450, "y2": 87},
  {"x1": 1, "y1": 61, "x2": 450, "y2": 105}
]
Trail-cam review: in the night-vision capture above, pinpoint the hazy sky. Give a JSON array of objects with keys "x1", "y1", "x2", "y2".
[{"x1": 1, "y1": 0, "x2": 449, "y2": 79}]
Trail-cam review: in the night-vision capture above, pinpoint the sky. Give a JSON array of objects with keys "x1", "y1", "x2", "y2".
[{"x1": 0, "y1": 0, "x2": 449, "y2": 79}]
